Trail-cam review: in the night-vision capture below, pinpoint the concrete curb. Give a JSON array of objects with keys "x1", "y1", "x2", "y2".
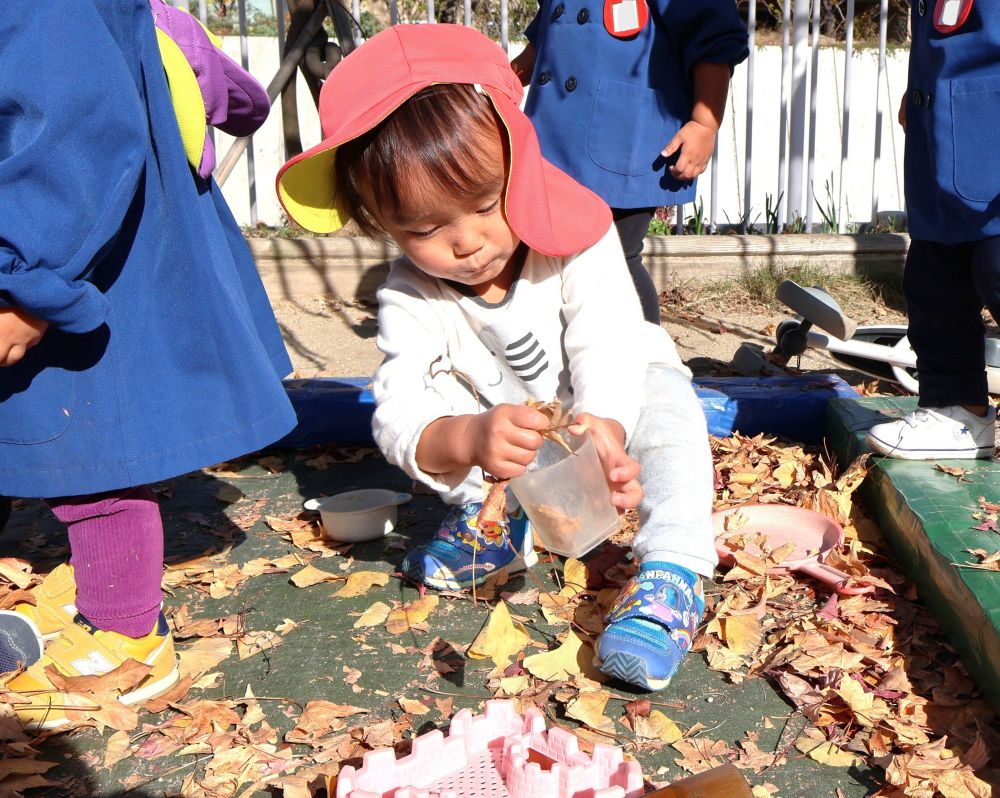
[{"x1": 248, "y1": 233, "x2": 909, "y2": 304}]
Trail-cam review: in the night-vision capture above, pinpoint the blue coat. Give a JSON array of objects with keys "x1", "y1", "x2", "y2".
[
  {"x1": 523, "y1": 0, "x2": 748, "y2": 209},
  {"x1": 905, "y1": 0, "x2": 1000, "y2": 244},
  {"x1": 0, "y1": 0, "x2": 296, "y2": 498}
]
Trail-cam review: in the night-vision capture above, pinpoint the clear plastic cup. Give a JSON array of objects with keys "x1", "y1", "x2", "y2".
[{"x1": 509, "y1": 431, "x2": 620, "y2": 558}]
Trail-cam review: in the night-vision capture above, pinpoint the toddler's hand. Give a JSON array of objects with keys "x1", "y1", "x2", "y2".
[
  {"x1": 569, "y1": 413, "x2": 643, "y2": 511},
  {"x1": 467, "y1": 403, "x2": 549, "y2": 480},
  {"x1": 662, "y1": 120, "x2": 718, "y2": 182},
  {"x1": 0, "y1": 308, "x2": 48, "y2": 367}
]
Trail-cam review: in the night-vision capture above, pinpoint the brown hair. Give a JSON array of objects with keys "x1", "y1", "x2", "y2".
[{"x1": 335, "y1": 84, "x2": 507, "y2": 237}]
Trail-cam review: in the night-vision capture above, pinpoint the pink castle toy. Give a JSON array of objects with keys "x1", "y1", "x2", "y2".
[{"x1": 335, "y1": 699, "x2": 644, "y2": 798}]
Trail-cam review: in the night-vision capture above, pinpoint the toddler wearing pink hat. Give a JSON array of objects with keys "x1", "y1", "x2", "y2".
[{"x1": 277, "y1": 24, "x2": 717, "y2": 692}]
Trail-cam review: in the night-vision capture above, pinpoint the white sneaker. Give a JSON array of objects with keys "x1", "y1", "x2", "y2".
[{"x1": 865, "y1": 405, "x2": 996, "y2": 460}]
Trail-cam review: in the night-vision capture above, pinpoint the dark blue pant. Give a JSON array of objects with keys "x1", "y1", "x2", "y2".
[
  {"x1": 904, "y1": 237, "x2": 1000, "y2": 407},
  {"x1": 612, "y1": 207, "x2": 660, "y2": 325}
]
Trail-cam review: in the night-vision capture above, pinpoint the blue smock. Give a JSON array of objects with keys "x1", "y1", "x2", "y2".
[
  {"x1": 905, "y1": 0, "x2": 1000, "y2": 244},
  {"x1": 523, "y1": 0, "x2": 748, "y2": 209},
  {"x1": 0, "y1": 0, "x2": 296, "y2": 498}
]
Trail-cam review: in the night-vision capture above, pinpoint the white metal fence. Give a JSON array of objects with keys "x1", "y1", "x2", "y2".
[{"x1": 179, "y1": 0, "x2": 910, "y2": 236}]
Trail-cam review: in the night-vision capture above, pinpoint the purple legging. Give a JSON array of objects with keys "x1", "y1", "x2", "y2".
[{"x1": 46, "y1": 486, "x2": 163, "y2": 638}]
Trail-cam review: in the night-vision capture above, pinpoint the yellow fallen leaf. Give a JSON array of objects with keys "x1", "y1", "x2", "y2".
[
  {"x1": 523, "y1": 630, "x2": 604, "y2": 682},
  {"x1": 633, "y1": 710, "x2": 683, "y2": 743},
  {"x1": 498, "y1": 674, "x2": 529, "y2": 696},
  {"x1": 385, "y1": 594, "x2": 439, "y2": 635},
  {"x1": 214, "y1": 483, "x2": 244, "y2": 503},
  {"x1": 290, "y1": 564, "x2": 342, "y2": 588},
  {"x1": 722, "y1": 613, "x2": 763, "y2": 656},
  {"x1": 354, "y1": 601, "x2": 391, "y2": 628},
  {"x1": 795, "y1": 729, "x2": 860, "y2": 767},
  {"x1": 834, "y1": 676, "x2": 890, "y2": 728},
  {"x1": 539, "y1": 592, "x2": 573, "y2": 626},
  {"x1": 565, "y1": 690, "x2": 615, "y2": 734},
  {"x1": 103, "y1": 730, "x2": 132, "y2": 768},
  {"x1": 0, "y1": 559, "x2": 33, "y2": 589},
  {"x1": 773, "y1": 460, "x2": 796, "y2": 488},
  {"x1": 237, "y1": 630, "x2": 283, "y2": 660},
  {"x1": 0, "y1": 757, "x2": 58, "y2": 779},
  {"x1": 398, "y1": 697, "x2": 430, "y2": 715},
  {"x1": 561, "y1": 558, "x2": 588, "y2": 593},
  {"x1": 333, "y1": 571, "x2": 390, "y2": 597},
  {"x1": 468, "y1": 600, "x2": 530, "y2": 667},
  {"x1": 177, "y1": 637, "x2": 233, "y2": 679}
]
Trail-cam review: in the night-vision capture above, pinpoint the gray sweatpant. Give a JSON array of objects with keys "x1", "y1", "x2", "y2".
[{"x1": 627, "y1": 366, "x2": 718, "y2": 577}]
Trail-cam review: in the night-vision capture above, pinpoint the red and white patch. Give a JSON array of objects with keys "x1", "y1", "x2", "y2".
[{"x1": 603, "y1": 0, "x2": 648, "y2": 38}]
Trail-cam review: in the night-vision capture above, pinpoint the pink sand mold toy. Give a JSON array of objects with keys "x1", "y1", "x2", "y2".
[{"x1": 335, "y1": 699, "x2": 644, "y2": 798}]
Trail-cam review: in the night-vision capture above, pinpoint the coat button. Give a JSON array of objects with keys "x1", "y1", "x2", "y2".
[
  {"x1": 925, "y1": 92, "x2": 932, "y2": 107},
  {"x1": 552, "y1": 3, "x2": 564, "y2": 19},
  {"x1": 565, "y1": 76, "x2": 577, "y2": 91},
  {"x1": 912, "y1": 89, "x2": 923, "y2": 106},
  {"x1": 577, "y1": 8, "x2": 590, "y2": 22},
  {"x1": 918, "y1": 0, "x2": 926, "y2": 14},
  {"x1": 538, "y1": 72, "x2": 551, "y2": 85}
]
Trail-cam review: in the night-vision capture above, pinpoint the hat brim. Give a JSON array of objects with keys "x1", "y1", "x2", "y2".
[
  {"x1": 276, "y1": 79, "x2": 611, "y2": 256},
  {"x1": 277, "y1": 144, "x2": 344, "y2": 234},
  {"x1": 486, "y1": 89, "x2": 610, "y2": 257}
]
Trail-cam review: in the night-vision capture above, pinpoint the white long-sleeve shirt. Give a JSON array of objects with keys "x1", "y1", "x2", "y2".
[{"x1": 372, "y1": 224, "x2": 689, "y2": 504}]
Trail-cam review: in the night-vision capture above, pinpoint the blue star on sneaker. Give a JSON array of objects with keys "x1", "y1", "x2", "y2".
[{"x1": 401, "y1": 501, "x2": 536, "y2": 590}]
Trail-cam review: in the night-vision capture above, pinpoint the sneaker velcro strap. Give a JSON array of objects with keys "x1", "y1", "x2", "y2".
[
  {"x1": 42, "y1": 618, "x2": 132, "y2": 680},
  {"x1": 604, "y1": 564, "x2": 703, "y2": 637}
]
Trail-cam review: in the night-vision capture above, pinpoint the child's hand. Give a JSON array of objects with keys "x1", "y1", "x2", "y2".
[
  {"x1": 466, "y1": 403, "x2": 550, "y2": 479},
  {"x1": 661, "y1": 120, "x2": 718, "y2": 182},
  {"x1": 898, "y1": 94, "x2": 907, "y2": 132},
  {"x1": 0, "y1": 308, "x2": 48, "y2": 367},
  {"x1": 568, "y1": 413, "x2": 643, "y2": 511}
]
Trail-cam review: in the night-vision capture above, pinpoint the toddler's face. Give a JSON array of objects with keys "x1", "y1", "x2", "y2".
[{"x1": 373, "y1": 139, "x2": 521, "y2": 297}]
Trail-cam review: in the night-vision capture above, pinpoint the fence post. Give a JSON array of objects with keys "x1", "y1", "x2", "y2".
[
  {"x1": 870, "y1": 0, "x2": 889, "y2": 224},
  {"x1": 742, "y1": 0, "x2": 756, "y2": 228},
  {"x1": 786, "y1": 0, "x2": 810, "y2": 226},
  {"x1": 837, "y1": 0, "x2": 855, "y2": 233},
  {"x1": 777, "y1": 0, "x2": 791, "y2": 226}
]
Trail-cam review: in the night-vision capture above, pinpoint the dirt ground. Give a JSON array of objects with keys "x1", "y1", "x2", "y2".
[{"x1": 270, "y1": 276, "x2": 909, "y2": 387}]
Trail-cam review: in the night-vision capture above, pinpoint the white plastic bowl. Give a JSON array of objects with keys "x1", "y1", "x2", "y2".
[{"x1": 303, "y1": 489, "x2": 411, "y2": 543}]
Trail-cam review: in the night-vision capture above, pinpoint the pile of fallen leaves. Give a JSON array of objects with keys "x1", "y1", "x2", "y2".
[
  {"x1": 705, "y1": 434, "x2": 1000, "y2": 797},
  {"x1": 1, "y1": 436, "x2": 999, "y2": 798}
]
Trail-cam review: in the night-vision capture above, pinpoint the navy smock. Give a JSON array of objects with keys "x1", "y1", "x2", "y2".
[
  {"x1": 523, "y1": 0, "x2": 748, "y2": 209},
  {"x1": 905, "y1": 0, "x2": 1000, "y2": 244},
  {"x1": 0, "y1": 0, "x2": 296, "y2": 498}
]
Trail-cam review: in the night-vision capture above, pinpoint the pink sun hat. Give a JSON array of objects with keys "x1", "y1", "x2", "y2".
[{"x1": 275, "y1": 24, "x2": 611, "y2": 258}]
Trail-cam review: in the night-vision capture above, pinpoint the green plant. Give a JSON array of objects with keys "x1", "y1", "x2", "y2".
[
  {"x1": 724, "y1": 261, "x2": 882, "y2": 310},
  {"x1": 764, "y1": 192, "x2": 783, "y2": 234},
  {"x1": 814, "y1": 174, "x2": 839, "y2": 233},
  {"x1": 786, "y1": 212, "x2": 806, "y2": 234},
  {"x1": 647, "y1": 217, "x2": 672, "y2": 236},
  {"x1": 684, "y1": 198, "x2": 707, "y2": 235},
  {"x1": 723, "y1": 205, "x2": 760, "y2": 234}
]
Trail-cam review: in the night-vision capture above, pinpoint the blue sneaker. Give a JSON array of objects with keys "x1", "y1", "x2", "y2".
[
  {"x1": 595, "y1": 562, "x2": 704, "y2": 691},
  {"x1": 401, "y1": 501, "x2": 537, "y2": 590}
]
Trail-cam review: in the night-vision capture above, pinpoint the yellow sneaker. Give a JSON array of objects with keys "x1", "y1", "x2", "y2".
[
  {"x1": 7, "y1": 613, "x2": 179, "y2": 730},
  {"x1": 14, "y1": 564, "x2": 78, "y2": 641}
]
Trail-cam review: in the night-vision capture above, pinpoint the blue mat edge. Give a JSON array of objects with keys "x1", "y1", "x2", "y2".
[{"x1": 276, "y1": 374, "x2": 859, "y2": 448}]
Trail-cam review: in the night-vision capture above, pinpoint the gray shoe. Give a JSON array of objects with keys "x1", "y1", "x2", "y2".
[{"x1": 0, "y1": 610, "x2": 43, "y2": 674}]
